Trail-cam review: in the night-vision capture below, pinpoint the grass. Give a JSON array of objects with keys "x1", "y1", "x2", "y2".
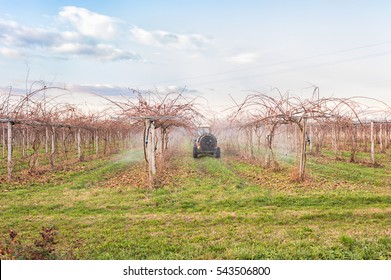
[
  {"x1": 306, "y1": 156, "x2": 391, "y2": 188},
  {"x1": 0, "y1": 148, "x2": 390, "y2": 259}
]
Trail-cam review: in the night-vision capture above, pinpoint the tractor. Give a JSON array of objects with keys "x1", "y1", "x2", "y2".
[{"x1": 193, "y1": 127, "x2": 220, "y2": 158}]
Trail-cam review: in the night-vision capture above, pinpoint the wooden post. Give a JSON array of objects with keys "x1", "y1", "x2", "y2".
[
  {"x1": 249, "y1": 127, "x2": 254, "y2": 158},
  {"x1": 294, "y1": 125, "x2": 298, "y2": 154},
  {"x1": 149, "y1": 121, "x2": 156, "y2": 176},
  {"x1": 51, "y1": 126, "x2": 55, "y2": 155},
  {"x1": 95, "y1": 129, "x2": 99, "y2": 155},
  {"x1": 49, "y1": 125, "x2": 56, "y2": 168},
  {"x1": 45, "y1": 126, "x2": 49, "y2": 154},
  {"x1": 350, "y1": 124, "x2": 357, "y2": 163},
  {"x1": 26, "y1": 126, "x2": 29, "y2": 152},
  {"x1": 22, "y1": 129, "x2": 26, "y2": 157},
  {"x1": 299, "y1": 117, "x2": 307, "y2": 181},
  {"x1": 77, "y1": 128, "x2": 82, "y2": 161},
  {"x1": 379, "y1": 123, "x2": 384, "y2": 153},
  {"x1": 285, "y1": 125, "x2": 289, "y2": 156},
  {"x1": 161, "y1": 128, "x2": 165, "y2": 157},
  {"x1": 332, "y1": 124, "x2": 338, "y2": 159},
  {"x1": 7, "y1": 121, "x2": 13, "y2": 181},
  {"x1": 2, "y1": 123, "x2": 5, "y2": 158},
  {"x1": 145, "y1": 119, "x2": 157, "y2": 188},
  {"x1": 371, "y1": 121, "x2": 375, "y2": 166}
]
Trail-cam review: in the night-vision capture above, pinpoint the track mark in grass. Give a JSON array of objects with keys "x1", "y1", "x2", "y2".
[
  {"x1": 193, "y1": 157, "x2": 245, "y2": 187},
  {"x1": 224, "y1": 157, "x2": 305, "y2": 192}
]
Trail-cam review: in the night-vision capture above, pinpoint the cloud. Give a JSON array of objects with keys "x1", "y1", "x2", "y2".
[
  {"x1": 69, "y1": 84, "x2": 128, "y2": 96},
  {"x1": 52, "y1": 43, "x2": 141, "y2": 61},
  {"x1": 154, "y1": 85, "x2": 199, "y2": 94},
  {"x1": 0, "y1": 20, "x2": 58, "y2": 47},
  {"x1": 130, "y1": 26, "x2": 210, "y2": 51},
  {"x1": 0, "y1": 47, "x2": 24, "y2": 58},
  {"x1": 228, "y1": 52, "x2": 259, "y2": 64},
  {"x1": 0, "y1": 9, "x2": 142, "y2": 62},
  {"x1": 59, "y1": 6, "x2": 120, "y2": 40},
  {"x1": 0, "y1": 7, "x2": 212, "y2": 62}
]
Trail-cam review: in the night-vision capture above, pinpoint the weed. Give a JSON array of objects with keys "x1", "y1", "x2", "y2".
[
  {"x1": 0, "y1": 230, "x2": 18, "y2": 259},
  {"x1": 0, "y1": 227, "x2": 57, "y2": 260},
  {"x1": 0, "y1": 227, "x2": 83, "y2": 260}
]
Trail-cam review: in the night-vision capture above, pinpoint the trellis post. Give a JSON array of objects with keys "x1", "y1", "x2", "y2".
[
  {"x1": 150, "y1": 121, "x2": 156, "y2": 175},
  {"x1": 371, "y1": 121, "x2": 375, "y2": 166},
  {"x1": 145, "y1": 119, "x2": 156, "y2": 188},
  {"x1": 77, "y1": 128, "x2": 82, "y2": 161},
  {"x1": 332, "y1": 124, "x2": 338, "y2": 159},
  {"x1": 299, "y1": 116, "x2": 307, "y2": 181},
  {"x1": 95, "y1": 129, "x2": 99, "y2": 156},
  {"x1": 45, "y1": 126, "x2": 49, "y2": 154},
  {"x1": 50, "y1": 125, "x2": 56, "y2": 168},
  {"x1": 379, "y1": 123, "x2": 384, "y2": 153},
  {"x1": 7, "y1": 121, "x2": 13, "y2": 181},
  {"x1": 2, "y1": 123, "x2": 5, "y2": 157},
  {"x1": 22, "y1": 129, "x2": 26, "y2": 157}
]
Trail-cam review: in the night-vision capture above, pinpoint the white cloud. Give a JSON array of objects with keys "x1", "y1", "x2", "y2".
[
  {"x1": 228, "y1": 52, "x2": 259, "y2": 64},
  {"x1": 0, "y1": 7, "x2": 212, "y2": 62},
  {"x1": 0, "y1": 9, "x2": 142, "y2": 62},
  {"x1": 154, "y1": 85, "x2": 199, "y2": 94},
  {"x1": 69, "y1": 84, "x2": 128, "y2": 96},
  {"x1": 52, "y1": 43, "x2": 141, "y2": 61},
  {"x1": 0, "y1": 20, "x2": 58, "y2": 47},
  {"x1": 0, "y1": 47, "x2": 24, "y2": 58},
  {"x1": 61, "y1": 31, "x2": 82, "y2": 41},
  {"x1": 94, "y1": 44, "x2": 141, "y2": 61},
  {"x1": 130, "y1": 26, "x2": 210, "y2": 51},
  {"x1": 59, "y1": 6, "x2": 119, "y2": 40}
]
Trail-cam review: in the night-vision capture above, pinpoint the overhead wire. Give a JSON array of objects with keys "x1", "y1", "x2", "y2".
[
  {"x1": 186, "y1": 49, "x2": 391, "y2": 88},
  {"x1": 136, "y1": 40, "x2": 391, "y2": 88}
]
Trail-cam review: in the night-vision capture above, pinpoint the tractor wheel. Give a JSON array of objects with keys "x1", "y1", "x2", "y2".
[
  {"x1": 215, "y1": 147, "x2": 221, "y2": 158},
  {"x1": 193, "y1": 147, "x2": 198, "y2": 158}
]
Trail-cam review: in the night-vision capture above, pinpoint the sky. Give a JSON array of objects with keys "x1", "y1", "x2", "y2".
[{"x1": 1, "y1": 0, "x2": 391, "y2": 115}]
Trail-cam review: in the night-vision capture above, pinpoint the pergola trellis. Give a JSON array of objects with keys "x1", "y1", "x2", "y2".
[
  {"x1": 0, "y1": 117, "x2": 101, "y2": 181},
  {"x1": 229, "y1": 89, "x2": 390, "y2": 181},
  {"x1": 95, "y1": 88, "x2": 205, "y2": 187}
]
